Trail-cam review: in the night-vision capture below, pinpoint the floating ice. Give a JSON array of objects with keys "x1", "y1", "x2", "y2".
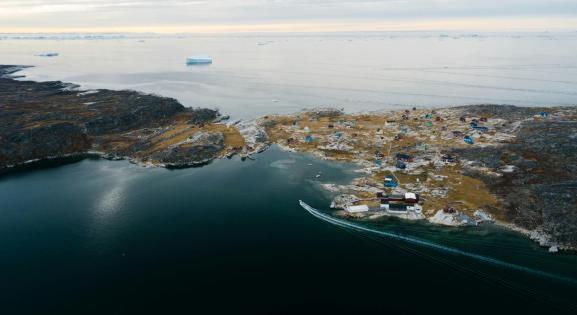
[
  {"x1": 257, "y1": 41, "x2": 274, "y2": 46},
  {"x1": 186, "y1": 56, "x2": 213, "y2": 65},
  {"x1": 35, "y1": 52, "x2": 59, "y2": 57}
]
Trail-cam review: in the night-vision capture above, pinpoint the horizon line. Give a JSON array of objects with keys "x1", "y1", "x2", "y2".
[{"x1": 3, "y1": 17, "x2": 577, "y2": 34}]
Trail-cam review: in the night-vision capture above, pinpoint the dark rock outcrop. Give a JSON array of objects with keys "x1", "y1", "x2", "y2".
[
  {"x1": 157, "y1": 131, "x2": 225, "y2": 167},
  {"x1": 452, "y1": 107, "x2": 577, "y2": 249},
  {"x1": 0, "y1": 122, "x2": 89, "y2": 166},
  {"x1": 187, "y1": 108, "x2": 220, "y2": 125},
  {"x1": 82, "y1": 91, "x2": 185, "y2": 135},
  {"x1": 304, "y1": 108, "x2": 344, "y2": 119},
  {"x1": 0, "y1": 65, "x2": 223, "y2": 171}
]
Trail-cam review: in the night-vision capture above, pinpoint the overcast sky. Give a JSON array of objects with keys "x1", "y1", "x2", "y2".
[{"x1": 1, "y1": 0, "x2": 577, "y2": 32}]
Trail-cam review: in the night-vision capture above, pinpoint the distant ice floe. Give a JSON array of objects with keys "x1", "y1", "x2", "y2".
[
  {"x1": 2, "y1": 33, "x2": 132, "y2": 41},
  {"x1": 186, "y1": 56, "x2": 213, "y2": 65},
  {"x1": 257, "y1": 40, "x2": 275, "y2": 46},
  {"x1": 35, "y1": 52, "x2": 59, "y2": 57},
  {"x1": 0, "y1": 31, "x2": 571, "y2": 42}
]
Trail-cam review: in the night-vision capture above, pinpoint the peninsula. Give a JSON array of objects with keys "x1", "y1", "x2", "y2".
[
  {"x1": 0, "y1": 65, "x2": 247, "y2": 170},
  {"x1": 1, "y1": 65, "x2": 576, "y2": 252}
]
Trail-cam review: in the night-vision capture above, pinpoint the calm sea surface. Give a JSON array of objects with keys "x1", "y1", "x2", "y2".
[
  {"x1": 1, "y1": 33, "x2": 577, "y2": 313},
  {"x1": 1, "y1": 32, "x2": 577, "y2": 118}
]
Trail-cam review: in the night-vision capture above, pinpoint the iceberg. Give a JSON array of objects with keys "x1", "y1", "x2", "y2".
[
  {"x1": 186, "y1": 56, "x2": 212, "y2": 65},
  {"x1": 35, "y1": 52, "x2": 59, "y2": 57}
]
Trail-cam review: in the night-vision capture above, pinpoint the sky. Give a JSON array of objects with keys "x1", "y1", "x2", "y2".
[{"x1": 1, "y1": 0, "x2": 577, "y2": 33}]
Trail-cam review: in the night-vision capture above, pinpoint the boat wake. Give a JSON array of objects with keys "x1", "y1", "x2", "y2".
[{"x1": 299, "y1": 200, "x2": 577, "y2": 285}]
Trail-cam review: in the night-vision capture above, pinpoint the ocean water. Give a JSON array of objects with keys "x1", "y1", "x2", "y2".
[
  {"x1": 1, "y1": 147, "x2": 576, "y2": 313},
  {"x1": 1, "y1": 32, "x2": 577, "y2": 118},
  {"x1": 1, "y1": 33, "x2": 577, "y2": 313}
]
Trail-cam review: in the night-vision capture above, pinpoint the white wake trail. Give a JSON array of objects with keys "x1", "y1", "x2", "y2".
[{"x1": 299, "y1": 200, "x2": 577, "y2": 285}]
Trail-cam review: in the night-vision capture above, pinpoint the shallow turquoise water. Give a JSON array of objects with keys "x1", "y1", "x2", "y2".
[{"x1": 1, "y1": 147, "x2": 576, "y2": 314}]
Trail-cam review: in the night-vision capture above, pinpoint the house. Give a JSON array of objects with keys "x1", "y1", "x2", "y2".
[
  {"x1": 443, "y1": 206, "x2": 456, "y2": 213},
  {"x1": 380, "y1": 193, "x2": 422, "y2": 214},
  {"x1": 442, "y1": 154, "x2": 457, "y2": 163},
  {"x1": 452, "y1": 130, "x2": 464, "y2": 137},
  {"x1": 464, "y1": 136, "x2": 474, "y2": 145},
  {"x1": 396, "y1": 160, "x2": 407, "y2": 169},
  {"x1": 395, "y1": 153, "x2": 413, "y2": 162},
  {"x1": 381, "y1": 203, "x2": 422, "y2": 214},
  {"x1": 345, "y1": 205, "x2": 370, "y2": 213},
  {"x1": 384, "y1": 175, "x2": 398, "y2": 188},
  {"x1": 380, "y1": 193, "x2": 419, "y2": 204},
  {"x1": 472, "y1": 126, "x2": 489, "y2": 132}
]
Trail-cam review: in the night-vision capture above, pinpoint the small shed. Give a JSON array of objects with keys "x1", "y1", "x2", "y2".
[{"x1": 345, "y1": 205, "x2": 370, "y2": 213}]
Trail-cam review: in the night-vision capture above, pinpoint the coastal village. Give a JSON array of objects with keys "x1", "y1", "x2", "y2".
[
  {"x1": 256, "y1": 107, "x2": 505, "y2": 225},
  {"x1": 2, "y1": 65, "x2": 576, "y2": 252},
  {"x1": 247, "y1": 106, "x2": 577, "y2": 252}
]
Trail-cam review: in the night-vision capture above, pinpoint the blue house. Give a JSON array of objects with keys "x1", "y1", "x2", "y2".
[
  {"x1": 384, "y1": 175, "x2": 398, "y2": 188},
  {"x1": 464, "y1": 136, "x2": 474, "y2": 145}
]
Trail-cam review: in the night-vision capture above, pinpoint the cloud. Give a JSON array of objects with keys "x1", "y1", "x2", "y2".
[{"x1": 0, "y1": 0, "x2": 576, "y2": 31}]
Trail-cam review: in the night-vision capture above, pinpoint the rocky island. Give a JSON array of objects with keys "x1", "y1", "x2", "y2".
[
  {"x1": 0, "y1": 65, "x2": 246, "y2": 170},
  {"x1": 1, "y1": 64, "x2": 576, "y2": 253}
]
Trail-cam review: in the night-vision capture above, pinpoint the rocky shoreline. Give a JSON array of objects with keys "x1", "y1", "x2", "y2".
[
  {"x1": 256, "y1": 106, "x2": 577, "y2": 252},
  {"x1": 0, "y1": 65, "x2": 253, "y2": 173},
  {"x1": 1, "y1": 65, "x2": 576, "y2": 252}
]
